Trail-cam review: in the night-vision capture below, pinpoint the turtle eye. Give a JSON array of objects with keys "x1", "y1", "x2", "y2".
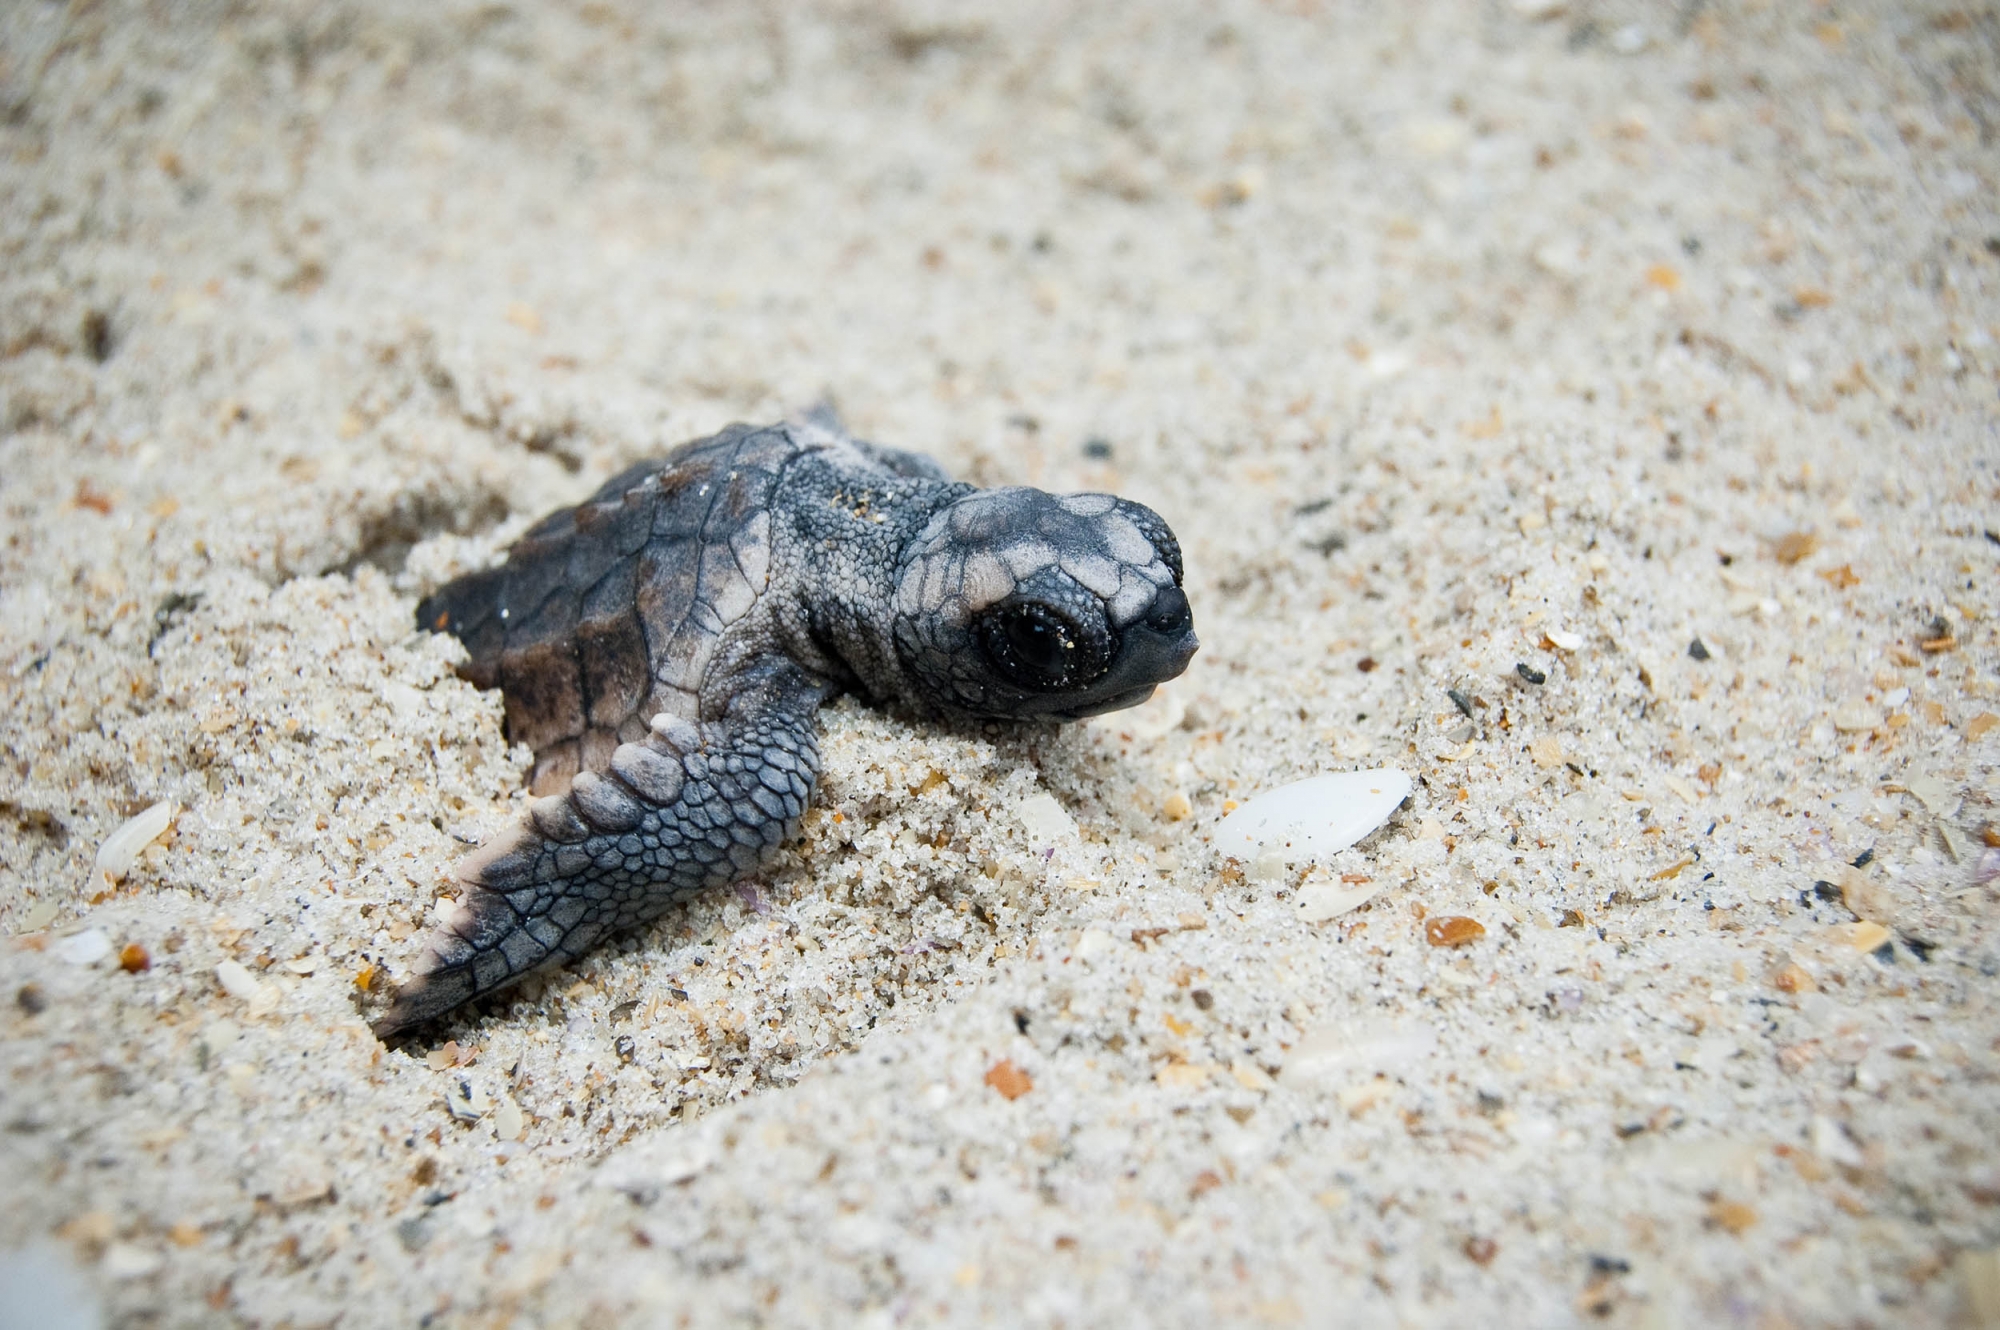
[
  {"x1": 979, "y1": 604, "x2": 1078, "y2": 688},
  {"x1": 1005, "y1": 611, "x2": 1067, "y2": 674}
]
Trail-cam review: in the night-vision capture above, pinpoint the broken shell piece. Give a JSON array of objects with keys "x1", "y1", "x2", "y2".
[
  {"x1": 1213, "y1": 768, "x2": 1413, "y2": 861},
  {"x1": 1296, "y1": 872, "x2": 1383, "y2": 922},
  {"x1": 1015, "y1": 792, "x2": 1078, "y2": 844},
  {"x1": 94, "y1": 801, "x2": 177, "y2": 885},
  {"x1": 56, "y1": 929, "x2": 113, "y2": 967}
]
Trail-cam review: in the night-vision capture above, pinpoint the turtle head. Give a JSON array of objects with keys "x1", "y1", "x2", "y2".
[{"x1": 889, "y1": 488, "x2": 1196, "y2": 721}]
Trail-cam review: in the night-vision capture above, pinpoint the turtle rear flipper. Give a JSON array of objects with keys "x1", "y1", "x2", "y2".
[{"x1": 373, "y1": 661, "x2": 827, "y2": 1039}]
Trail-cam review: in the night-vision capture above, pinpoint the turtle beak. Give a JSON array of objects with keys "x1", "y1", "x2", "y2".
[{"x1": 1046, "y1": 585, "x2": 1197, "y2": 720}]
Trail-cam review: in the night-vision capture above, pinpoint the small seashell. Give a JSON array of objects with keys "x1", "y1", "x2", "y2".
[
  {"x1": 94, "y1": 801, "x2": 176, "y2": 885},
  {"x1": 1212, "y1": 768, "x2": 1412, "y2": 861}
]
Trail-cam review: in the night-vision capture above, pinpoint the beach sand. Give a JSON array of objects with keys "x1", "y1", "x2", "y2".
[{"x1": 2, "y1": 1, "x2": 1997, "y2": 1324}]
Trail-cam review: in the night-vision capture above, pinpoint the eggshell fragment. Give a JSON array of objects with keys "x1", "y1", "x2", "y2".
[{"x1": 1212, "y1": 769, "x2": 1412, "y2": 860}]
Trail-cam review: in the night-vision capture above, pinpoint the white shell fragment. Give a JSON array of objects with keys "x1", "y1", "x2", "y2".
[
  {"x1": 56, "y1": 929, "x2": 113, "y2": 967},
  {"x1": 1295, "y1": 877, "x2": 1384, "y2": 923},
  {"x1": 1015, "y1": 792, "x2": 1078, "y2": 844},
  {"x1": 1280, "y1": 1019, "x2": 1439, "y2": 1088},
  {"x1": 94, "y1": 801, "x2": 177, "y2": 885},
  {"x1": 1904, "y1": 775, "x2": 1960, "y2": 819},
  {"x1": 215, "y1": 960, "x2": 263, "y2": 1003},
  {"x1": 1213, "y1": 768, "x2": 1413, "y2": 861}
]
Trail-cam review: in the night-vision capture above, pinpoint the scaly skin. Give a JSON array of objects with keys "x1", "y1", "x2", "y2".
[{"x1": 375, "y1": 416, "x2": 1195, "y2": 1037}]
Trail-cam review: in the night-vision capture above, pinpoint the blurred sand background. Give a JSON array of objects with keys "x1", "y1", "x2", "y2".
[{"x1": 2, "y1": 1, "x2": 1998, "y2": 1325}]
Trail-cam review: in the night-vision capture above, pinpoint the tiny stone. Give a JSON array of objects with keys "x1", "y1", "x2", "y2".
[
  {"x1": 983, "y1": 1059, "x2": 1033, "y2": 1100},
  {"x1": 118, "y1": 943, "x2": 151, "y2": 973},
  {"x1": 1161, "y1": 791, "x2": 1193, "y2": 821},
  {"x1": 1846, "y1": 921, "x2": 1892, "y2": 952},
  {"x1": 1448, "y1": 688, "x2": 1475, "y2": 718},
  {"x1": 1425, "y1": 916, "x2": 1486, "y2": 947},
  {"x1": 1770, "y1": 963, "x2": 1816, "y2": 993},
  {"x1": 1706, "y1": 1199, "x2": 1757, "y2": 1234},
  {"x1": 1772, "y1": 531, "x2": 1819, "y2": 565},
  {"x1": 1515, "y1": 663, "x2": 1546, "y2": 685},
  {"x1": 17, "y1": 983, "x2": 48, "y2": 1014},
  {"x1": 1688, "y1": 637, "x2": 1711, "y2": 661}
]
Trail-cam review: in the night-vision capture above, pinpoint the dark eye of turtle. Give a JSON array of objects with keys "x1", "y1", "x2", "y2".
[
  {"x1": 1005, "y1": 612, "x2": 1066, "y2": 674},
  {"x1": 979, "y1": 604, "x2": 1078, "y2": 688}
]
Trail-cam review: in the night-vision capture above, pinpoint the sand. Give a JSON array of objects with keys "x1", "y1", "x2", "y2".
[{"x1": 2, "y1": 1, "x2": 1997, "y2": 1325}]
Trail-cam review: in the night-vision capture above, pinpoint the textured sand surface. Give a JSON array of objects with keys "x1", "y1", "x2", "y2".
[{"x1": 3, "y1": 2, "x2": 1998, "y2": 1326}]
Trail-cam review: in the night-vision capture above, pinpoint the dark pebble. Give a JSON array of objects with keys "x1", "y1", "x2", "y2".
[
  {"x1": 1851, "y1": 847, "x2": 1874, "y2": 868},
  {"x1": 1515, "y1": 662, "x2": 1546, "y2": 685},
  {"x1": 1356, "y1": 657, "x2": 1377, "y2": 673},
  {"x1": 16, "y1": 983, "x2": 47, "y2": 1015},
  {"x1": 1688, "y1": 637, "x2": 1710, "y2": 661},
  {"x1": 615, "y1": 1034, "x2": 637, "y2": 1062},
  {"x1": 1081, "y1": 437, "x2": 1114, "y2": 460},
  {"x1": 1448, "y1": 688, "x2": 1475, "y2": 718},
  {"x1": 1189, "y1": 989, "x2": 1214, "y2": 1011},
  {"x1": 1811, "y1": 881, "x2": 1841, "y2": 902},
  {"x1": 1901, "y1": 936, "x2": 1935, "y2": 963}
]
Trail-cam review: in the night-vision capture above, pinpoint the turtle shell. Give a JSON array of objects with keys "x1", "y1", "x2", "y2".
[{"x1": 417, "y1": 424, "x2": 800, "y2": 793}]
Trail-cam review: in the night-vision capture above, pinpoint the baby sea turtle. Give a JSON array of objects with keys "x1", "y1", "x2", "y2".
[{"x1": 375, "y1": 414, "x2": 1196, "y2": 1036}]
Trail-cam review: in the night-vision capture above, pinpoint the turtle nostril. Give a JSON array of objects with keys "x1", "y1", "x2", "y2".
[{"x1": 1144, "y1": 586, "x2": 1192, "y2": 635}]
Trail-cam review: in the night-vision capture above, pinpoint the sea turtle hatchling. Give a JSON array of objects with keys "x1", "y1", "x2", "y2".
[{"x1": 374, "y1": 414, "x2": 1197, "y2": 1037}]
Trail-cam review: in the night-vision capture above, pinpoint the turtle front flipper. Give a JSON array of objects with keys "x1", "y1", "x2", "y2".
[{"x1": 373, "y1": 663, "x2": 829, "y2": 1039}]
